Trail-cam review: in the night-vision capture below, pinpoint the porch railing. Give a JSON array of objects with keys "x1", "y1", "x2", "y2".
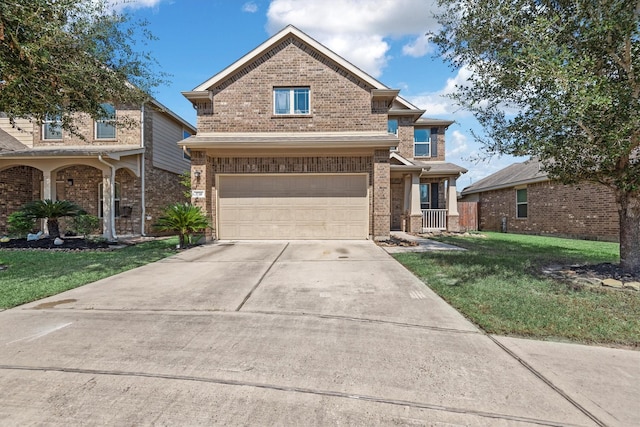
[{"x1": 422, "y1": 209, "x2": 448, "y2": 231}]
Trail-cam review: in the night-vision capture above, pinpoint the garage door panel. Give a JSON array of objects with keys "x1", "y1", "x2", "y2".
[{"x1": 218, "y1": 175, "x2": 368, "y2": 240}]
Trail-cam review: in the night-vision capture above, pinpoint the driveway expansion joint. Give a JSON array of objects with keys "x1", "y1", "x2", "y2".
[
  {"x1": 486, "y1": 334, "x2": 607, "y2": 427},
  {"x1": 235, "y1": 242, "x2": 289, "y2": 311},
  {"x1": 0, "y1": 364, "x2": 584, "y2": 427}
]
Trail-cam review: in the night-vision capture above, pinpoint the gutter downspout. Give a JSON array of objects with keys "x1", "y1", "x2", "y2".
[
  {"x1": 98, "y1": 154, "x2": 118, "y2": 241},
  {"x1": 140, "y1": 104, "x2": 146, "y2": 236}
]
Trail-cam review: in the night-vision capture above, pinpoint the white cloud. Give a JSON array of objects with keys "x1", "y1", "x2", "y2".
[
  {"x1": 107, "y1": 0, "x2": 163, "y2": 11},
  {"x1": 446, "y1": 130, "x2": 468, "y2": 157},
  {"x1": 242, "y1": 2, "x2": 259, "y2": 13},
  {"x1": 266, "y1": 0, "x2": 442, "y2": 77},
  {"x1": 402, "y1": 34, "x2": 433, "y2": 57},
  {"x1": 406, "y1": 66, "x2": 473, "y2": 116}
]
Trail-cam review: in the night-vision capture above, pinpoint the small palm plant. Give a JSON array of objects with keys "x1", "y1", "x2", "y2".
[
  {"x1": 155, "y1": 203, "x2": 210, "y2": 249},
  {"x1": 20, "y1": 199, "x2": 83, "y2": 238}
]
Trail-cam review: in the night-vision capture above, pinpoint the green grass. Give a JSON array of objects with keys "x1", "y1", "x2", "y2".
[
  {"x1": 0, "y1": 237, "x2": 180, "y2": 309},
  {"x1": 394, "y1": 232, "x2": 640, "y2": 348}
]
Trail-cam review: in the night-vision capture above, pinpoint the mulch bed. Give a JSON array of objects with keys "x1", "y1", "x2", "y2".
[
  {"x1": 569, "y1": 263, "x2": 640, "y2": 282},
  {"x1": 0, "y1": 237, "x2": 114, "y2": 251}
]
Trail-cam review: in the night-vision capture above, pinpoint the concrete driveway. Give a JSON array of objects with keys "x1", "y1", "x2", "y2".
[{"x1": 0, "y1": 241, "x2": 637, "y2": 426}]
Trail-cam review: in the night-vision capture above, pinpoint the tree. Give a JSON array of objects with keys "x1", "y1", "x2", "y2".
[
  {"x1": 20, "y1": 199, "x2": 83, "y2": 238},
  {"x1": 0, "y1": 0, "x2": 163, "y2": 134},
  {"x1": 432, "y1": 0, "x2": 640, "y2": 273},
  {"x1": 155, "y1": 203, "x2": 210, "y2": 249}
]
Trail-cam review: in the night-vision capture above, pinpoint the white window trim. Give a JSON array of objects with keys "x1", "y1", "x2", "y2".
[
  {"x1": 42, "y1": 116, "x2": 63, "y2": 140},
  {"x1": 414, "y1": 130, "x2": 431, "y2": 158},
  {"x1": 95, "y1": 103, "x2": 116, "y2": 140},
  {"x1": 273, "y1": 87, "x2": 310, "y2": 115},
  {"x1": 516, "y1": 187, "x2": 528, "y2": 219}
]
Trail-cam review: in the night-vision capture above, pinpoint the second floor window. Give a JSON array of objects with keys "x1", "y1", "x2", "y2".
[
  {"x1": 96, "y1": 103, "x2": 116, "y2": 139},
  {"x1": 43, "y1": 115, "x2": 62, "y2": 140},
  {"x1": 414, "y1": 129, "x2": 431, "y2": 157},
  {"x1": 274, "y1": 87, "x2": 309, "y2": 115},
  {"x1": 388, "y1": 119, "x2": 398, "y2": 135}
]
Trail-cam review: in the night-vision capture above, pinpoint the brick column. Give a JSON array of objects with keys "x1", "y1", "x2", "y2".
[
  {"x1": 191, "y1": 150, "x2": 214, "y2": 240},
  {"x1": 447, "y1": 176, "x2": 461, "y2": 232},
  {"x1": 373, "y1": 149, "x2": 390, "y2": 240}
]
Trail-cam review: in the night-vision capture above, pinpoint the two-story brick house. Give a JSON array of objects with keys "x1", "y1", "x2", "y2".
[
  {"x1": 0, "y1": 100, "x2": 196, "y2": 240},
  {"x1": 181, "y1": 25, "x2": 466, "y2": 240}
]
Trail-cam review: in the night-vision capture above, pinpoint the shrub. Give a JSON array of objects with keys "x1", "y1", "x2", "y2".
[
  {"x1": 20, "y1": 199, "x2": 83, "y2": 238},
  {"x1": 155, "y1": 203, "x2": 209, "y2": 249},
  {"x1": 71, "y1": 214, "x2": 100, "y2": 237},
  {"x1": 7, "y1": 211, "x2": 36, "y2": 238}
]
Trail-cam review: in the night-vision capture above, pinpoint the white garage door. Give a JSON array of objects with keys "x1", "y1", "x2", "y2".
[{"x1": 218, "y1": 174, "x2": 368, "y2": 239}]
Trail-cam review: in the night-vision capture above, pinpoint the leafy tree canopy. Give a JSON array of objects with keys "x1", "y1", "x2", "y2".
[
  {"x1": 432, "y1": 0, "x2": 640, "y2": 272},
  {"x1": 0, "y1": 0, "x2": 164, "y2": 133}
]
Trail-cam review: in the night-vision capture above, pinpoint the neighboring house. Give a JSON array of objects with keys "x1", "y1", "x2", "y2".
[
  {"x1": 180, "y1": 25, "x2": 466, "y2": 240},
  {"x1": 460, "y1": 157, "x2": 619, "y2": 241},
  {"x1": 0, "y1": 100, "x2": 197, "y2": 240}
]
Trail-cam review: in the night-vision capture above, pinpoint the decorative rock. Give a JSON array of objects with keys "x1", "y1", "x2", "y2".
[
  {"x1": 575, "y1": 277, "x2": 603, "y2": 287},
  {"x1": 602, "y1": 278, "x2": 624, "y2": 289},
  {"x1": 0, "y1": 236, "x2": 9, "y2": 243},
  {"x1": 26, "y1": 231, "x2": 43, "y2": 241},
  {"x1": 53, "y1": 237, "x2": 64, "y2": 246},
  {"x1": 623, "y1": 282, "x2": 640, "y2": 291}
]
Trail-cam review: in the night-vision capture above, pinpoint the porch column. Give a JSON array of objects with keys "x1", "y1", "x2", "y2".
[
  {"x1": 40, "y1": 168, "x2": 55, "y2": 235},
  {"x1": 447, "y1": 176, "x2": 461, "y2": 232},
  {"x1": 409, "y1": 173, "x2": 422, "y2": 232},
  {"x1": 403, "y1": 174, "x2": 411, "y2": 231},
  {"x1": 101, "y1": 172, "x2": 115, "y2": 240}
]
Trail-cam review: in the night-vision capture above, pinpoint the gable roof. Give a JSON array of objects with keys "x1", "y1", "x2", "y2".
[
  {"x1": 182, "y1": 25, "x2": 424, "y2": 117},
  {"x1": 461, "y1": 157, "x2": 549, "y2": 195},
  {"x1": 0, "y1": 128, "x2": 28, "y2": 152},
  {"x1": 190, "y1": 25, "x2": 386, "y2": 93}
]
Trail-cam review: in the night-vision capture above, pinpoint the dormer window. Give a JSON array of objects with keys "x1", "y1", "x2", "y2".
[
  {"x1": 95, "y1": 103, "x2": 116, "y2": 139},
  {"x1": 274, "y1": 87, "x2": 310, "y2": 115},
  {"x1": 414, "y1": 128, "x2": 431, "y2": 157}
]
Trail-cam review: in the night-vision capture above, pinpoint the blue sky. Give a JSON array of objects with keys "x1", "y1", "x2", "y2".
[{"x1": 120, "y1": 0, "x2": 523, "y2": 188}]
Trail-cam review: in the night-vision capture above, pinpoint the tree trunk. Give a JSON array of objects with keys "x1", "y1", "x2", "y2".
[
  {"x1": 617, "y1": 190, "x2": 640, "y2": 274},
  {"x1": 47, "y1": 218, "x2": 60, "y2": 239}
]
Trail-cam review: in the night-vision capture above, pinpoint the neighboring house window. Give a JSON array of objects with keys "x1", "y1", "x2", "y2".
[
  {"x1": 98, "y1": 182, "x2": 121, "y2": 218},
  {"x1": 274, "y1": 87, "x2": 310, "y2": 115},
  {"x1": 388, "y1": 119, "x2": 398, "y2": 135},
  {"x1": 183, "y1": 130, "x2": 192, "y2": 160},
  {"x1": 43, "y1": 115, "x2": 62, "y2": 140},
  {"x1": 420, "y1": 183, "x2": 430, "y2": 209},
  {"x1": 414, "y1": 129, "x2": 430, "y2": 157},
  {"x1": 516, "y1": 188, "x2": 528, "y2": 219},
  {"x1": 95, "y1": 103, "x2": 116, "y2": 139}
]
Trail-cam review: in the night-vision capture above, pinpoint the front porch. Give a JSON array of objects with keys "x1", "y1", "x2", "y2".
[{"x1": 390, "y1": 154, "x2": 466, "y2": 234}]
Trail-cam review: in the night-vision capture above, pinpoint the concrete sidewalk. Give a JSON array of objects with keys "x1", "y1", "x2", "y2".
[
  {"x1": 382, "y1": 230, "x2": 466, "y2": 253},
  {"x1": 0, "y1": 240, "x2": 637, "y2": 426}
]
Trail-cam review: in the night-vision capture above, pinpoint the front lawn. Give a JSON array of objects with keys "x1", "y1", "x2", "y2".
[
  {"x1": 394, "y1": 232, "x2": 640, "y2": 348},
  {"x1": 0, "y1": 237, "x2": 180, "y2": 309}
]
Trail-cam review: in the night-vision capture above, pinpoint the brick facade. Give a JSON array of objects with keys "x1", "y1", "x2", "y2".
[
  {"x1": 478, "y1": 181, "x2": 619, "y2": 241},
  {"x1": 197, "y1": 38, "x2": 386, "y2": 134}
]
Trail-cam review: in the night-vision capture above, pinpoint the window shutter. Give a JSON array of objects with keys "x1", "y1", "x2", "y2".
[{"x1": 431, "y1": 128, "x2": 438, "y2": 157}]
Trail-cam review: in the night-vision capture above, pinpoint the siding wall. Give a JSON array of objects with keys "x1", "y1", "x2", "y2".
[
  {"x1": 0, "y1": 118, "x2": 34, "y2": 147},
  {"x1": 477, "y1": 181, "x2": 619, "y2": 241},
  {"x1": 149, "y1": 108, "x2": 191, "y2": 175}
]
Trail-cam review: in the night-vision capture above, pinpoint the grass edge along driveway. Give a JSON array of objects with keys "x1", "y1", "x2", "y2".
[
  {"x1": 0, "y1": 237, "x2": 180, "y2": 309},
  {"x1": 393, "y1": 232, "x2": 640, "y2": 348}
]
